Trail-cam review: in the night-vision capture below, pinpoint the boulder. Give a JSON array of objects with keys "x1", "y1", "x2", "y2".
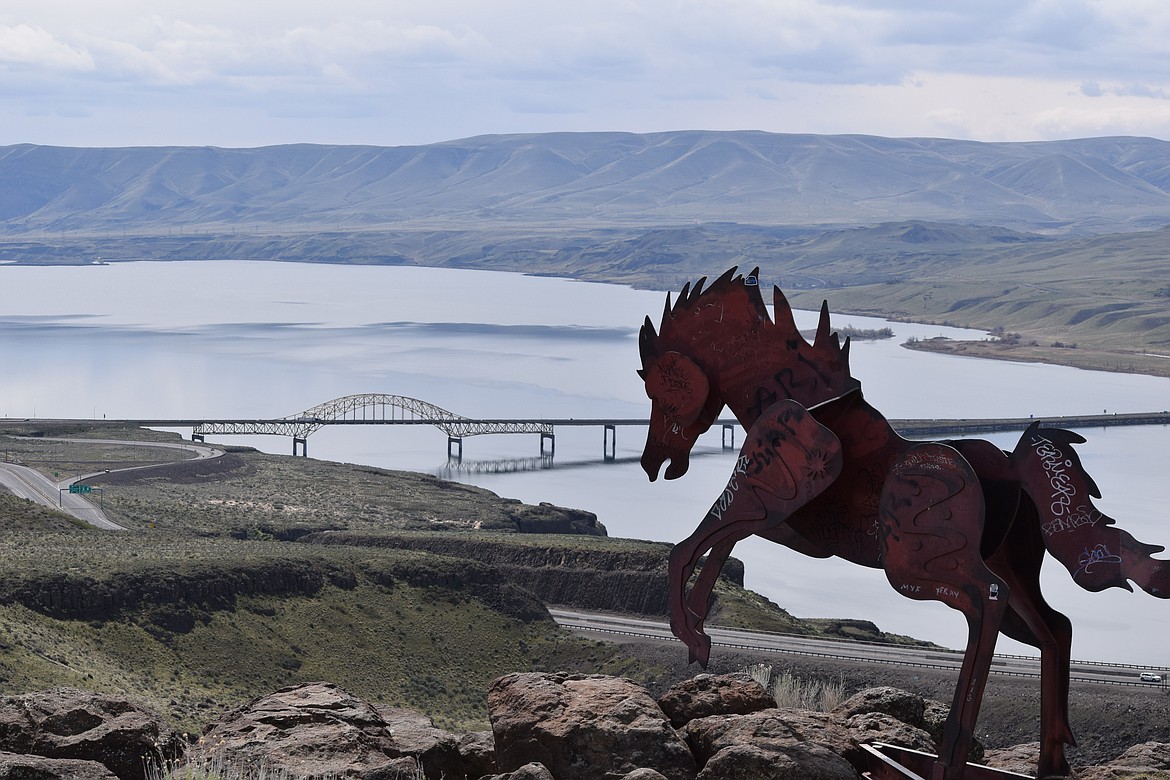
[
  {"x1": 0, "y1": 749, "x2": 119, "y2": 780},
  {"x1": 694, "y1": 742, "x2": 858, "y2": 780},
  {"x1": 0, "y1": 688, "x2": 182, "y2": 780},
  {"x1": 686, "y1": 708, "x2": 863, "y2": 768},
  {"x1": 920, "y1": 699, "x2": 951, "y2": 745},
  {"x1": 457, "y1": 731, "x2": 497, "y2": 779},
  {"x1": 656, "y1": 674, "x2": 775, "y2": 728},
  {"x1": 843, "y1": 712, "x2": 935, "y2": 754},
  {"x1": 1112, "y1": 741, "x2": 1170, "y2": 769},
  {"x1": 198, "y1": 681, "x2": 481, "y2": 779},
  {"x1": 831, "y1": 687, "x2": 926, "y2": 727},
  {"x1": 831, "y1": 686, "x2": 982, "y2": 762},
  {"x1": 1077, "y1": 741, "x2": 1170, "y2": 780},
  {"x1": 373, "y1": 705, "x2": 465, "y2": 779},
  {"x1": 978, "y1": 742, "x2": 1040, "y2": 776},
  {"x1": 488, "y1": 672, "x2": 697, "y2": 780},
  {"x1": 481, "y1": 763, "x2": 556, "y2": 780},
  {"x1": 1077, "y1": 768, "x2": 1170, "y2": 780}
]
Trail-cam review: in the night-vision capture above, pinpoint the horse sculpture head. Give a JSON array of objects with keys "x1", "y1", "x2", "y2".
[{"x1": 638, "y1": 267, "x2": 859, "y2": 481}]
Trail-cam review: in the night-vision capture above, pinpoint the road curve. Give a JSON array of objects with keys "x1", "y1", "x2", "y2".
[
  {"x1": 0, "y1": 437, "x2": 223, "y2": 530},
  {"x1": 550, "y1": 609, "x2": 1168, "y2": 689},
  {"x1": 0, "y1": 460, "x2": 125, "y2": 529}
]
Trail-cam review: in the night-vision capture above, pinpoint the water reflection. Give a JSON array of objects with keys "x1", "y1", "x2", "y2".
[{"x1": 441, "y1": 455, "x2": 557, "y2": 475}]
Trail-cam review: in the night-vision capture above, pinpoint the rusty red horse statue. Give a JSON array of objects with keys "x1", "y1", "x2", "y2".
[{"x1": 638, "y1": 267, "x2": 1169, "y2": 780}]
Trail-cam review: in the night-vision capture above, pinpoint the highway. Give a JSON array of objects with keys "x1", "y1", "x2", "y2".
[
  {"x1": 0, "y1": 437, "x2": 223, "y2": 530},
  {"x1": 0, "y1": 459, "x2": 125, "y2": 530},
  {"x1": 550, "y1": 609, "x2": 1169, "y2": 689}
]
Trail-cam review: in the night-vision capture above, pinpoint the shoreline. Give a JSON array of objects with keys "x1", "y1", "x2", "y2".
[{"x1": 902, "y1": 337, "x2": 1170, "y2": 380}]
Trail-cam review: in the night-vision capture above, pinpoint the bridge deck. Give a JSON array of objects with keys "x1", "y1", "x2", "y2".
[
  {"x1": 86, "y1": 409, "x2": 1170, "y2": 434},
  {"x1": 17, "y1": 409, "x2": 1166, "y2": 460}
]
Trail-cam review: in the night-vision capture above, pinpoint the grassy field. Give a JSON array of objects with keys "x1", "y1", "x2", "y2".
[{"x1": 0, "y1": 560, "x2": 650, "y2": 733}]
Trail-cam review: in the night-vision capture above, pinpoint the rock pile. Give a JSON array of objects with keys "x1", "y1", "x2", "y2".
[
  {"x1": 0, "y1": 677, "x2": 1167, "y2": 779},
  {"x1": 0, "y1": 688, "x2": 184, "y2": 780}
]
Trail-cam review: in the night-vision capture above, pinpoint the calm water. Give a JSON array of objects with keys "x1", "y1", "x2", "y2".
[{"x1": 2, "y1": 260, "x2": 1168, "y2": 667}]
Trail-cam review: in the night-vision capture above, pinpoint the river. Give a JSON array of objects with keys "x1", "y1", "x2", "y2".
[{"x1": 1, "y1": 260, "x2": 1168, "y2": 667}]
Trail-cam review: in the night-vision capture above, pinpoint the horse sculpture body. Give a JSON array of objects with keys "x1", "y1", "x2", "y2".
[{"x1": 638, "y1": 267, "x2": 1169, "y2": 780}]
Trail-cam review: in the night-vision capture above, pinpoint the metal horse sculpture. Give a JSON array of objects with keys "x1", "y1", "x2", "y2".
[{"x1": 638, "y1": 268, "x2": 1169, "y2": 780}]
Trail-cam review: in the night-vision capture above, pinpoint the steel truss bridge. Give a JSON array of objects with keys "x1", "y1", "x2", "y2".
[
  {"x1": 190, "y1": 393, "x2": 568, "y2": 458},
  {"x1": 175, "y1": 393, "x2": 1168, "y2": 460}
]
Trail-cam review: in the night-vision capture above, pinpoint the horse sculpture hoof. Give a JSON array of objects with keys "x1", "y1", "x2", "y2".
[{"x1": 687, "y1": 634, "x2": 712, "y2": 667}]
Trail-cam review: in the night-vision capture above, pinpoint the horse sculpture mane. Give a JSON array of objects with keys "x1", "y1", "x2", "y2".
[
  {"x1": 637, "y1": 268, "x2": 1170, "y2": 780},
  {"x1": 639, "y1": 266, "x2": 852, "y2": 383},
  {"x1": 638, "y1": 267, "x2": 860, "y2": 481}
]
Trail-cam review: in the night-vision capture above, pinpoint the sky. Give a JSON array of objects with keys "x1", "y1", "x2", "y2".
[{"x1": 2, "y1": 0, "x2": 1169, "y2": 149}]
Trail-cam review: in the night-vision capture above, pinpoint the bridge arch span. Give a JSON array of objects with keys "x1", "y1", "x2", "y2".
[
  {"x1": 291, "y1": 394, "x2": 471, "y2": 437},
  {"x1": 191, "y1": 393, "x2": 554, "y2": 457}
]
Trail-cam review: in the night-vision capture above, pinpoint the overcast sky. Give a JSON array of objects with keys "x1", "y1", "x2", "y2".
[{"x1": 3, "y1": 1, "x2": 1168, "y2": 149}]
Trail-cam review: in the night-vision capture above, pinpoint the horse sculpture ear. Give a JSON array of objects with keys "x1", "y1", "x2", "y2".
[{"x1": 645, "y1": 351, "x2": 710, "y2": 427}]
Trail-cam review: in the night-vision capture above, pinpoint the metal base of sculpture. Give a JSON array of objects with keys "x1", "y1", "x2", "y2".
[
  {"x1": 637, "y1": 268, "x2": 1169, "y2": 780},
  {"x1": 862, "y1": 743, "x2": 1033, "y2": 780}
]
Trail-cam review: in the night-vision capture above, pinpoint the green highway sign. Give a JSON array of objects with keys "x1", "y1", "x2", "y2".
[{"x1": 68, "y1": 483, "x2": 92, "y2": 494}]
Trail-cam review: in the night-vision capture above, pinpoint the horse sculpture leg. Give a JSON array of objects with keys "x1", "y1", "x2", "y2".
[
  {"x1": 668, "y1": 399, "x2": 843, "y2": 666},
  {"x1": 880, "y1": 443, "x2": 1010, "y2": 780},
  {"x1": 683, "y1": 538, "x2": 737, "y2": 652},
  {"x1": 683, "y1": 523, "x2": 834, "y2": 647},
  {"x1": 988, "y1": 500, "x2": 1075, "y2": 779}
]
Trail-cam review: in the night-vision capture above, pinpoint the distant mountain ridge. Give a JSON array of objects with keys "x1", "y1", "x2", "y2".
[{"x1": 2, "y1": 131, "x2": 1169, "y2": 236}]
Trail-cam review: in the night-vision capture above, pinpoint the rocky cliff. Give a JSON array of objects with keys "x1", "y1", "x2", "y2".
[{"x1": 301, "y1": 531, "x2": 745, "y2": 616}]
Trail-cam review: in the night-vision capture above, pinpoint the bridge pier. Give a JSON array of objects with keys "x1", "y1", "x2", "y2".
[
  {"x1": 541, "y1": 432, "x2": 555, "y2": 457},
  {"x1": 603, "y1": 424, "x2": 616, "y2": 462},
  {"x1": 448, "y1": 436, "x2": 463, "y2": 462},
  {"x1": 722, "y1": 423, "x2": 736, "y2": 451},
  {"x1": 293, "y1": 436, "x2": 308, "y2": 457},
  {"x1": 191, "y1": 432, "x2": 204, "y2": 444}
]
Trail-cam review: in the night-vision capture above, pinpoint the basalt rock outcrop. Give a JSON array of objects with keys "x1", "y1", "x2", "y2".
[
  {"x1": 980, "y1": 740, "x2": 1170, "y2": 780},
  {"x1": 0, "y1": 558, "x2": 330, "y2": 620},
  {"x1": 0, "y1": 688, "x2": 183, "y2": 780},
  {"x1": 484, "y1": 672, "x2": 942, "y2": 780},
  {"x1": 657, "y1": 672, "x2": 775, "y2": 728},
  {"x1": 0, "y1": 678, "x2": 1164, "y2": 779},
  {"x1": 196, "y1": 681, "x2": 492, "y2": 780},
  {"x1": 0, "y1": 551, "x2": 553, "y2": 627},
  {"x1": 0, "y1": 750, "x2": 120, "y2": 780},
  {"x1": 302, "y1": 531, "x2": 745, "y2": 617},
  {"x1": 488, "y1": 672, "x2": 698, "y2": 780}
]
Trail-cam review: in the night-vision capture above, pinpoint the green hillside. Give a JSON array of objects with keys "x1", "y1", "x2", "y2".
[{"x1": 0, "y1": 427, "x2": 929, "y2": 733}]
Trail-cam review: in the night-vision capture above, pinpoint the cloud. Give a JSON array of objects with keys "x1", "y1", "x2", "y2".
[
  {"x1": 0, "y1": 1, "x2": 1168, "y2": 145},
  {"x1": 0, "y1": 23, "x2": 93, "y2": 70},
  {"x1": 1081, "y1": 81, "x2": 1170, "y2": 100},
  {"x1": 1033, "y1": 103, "x2": 1170, "y2": 138}
]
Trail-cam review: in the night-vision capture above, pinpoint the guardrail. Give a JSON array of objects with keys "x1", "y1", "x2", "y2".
[{"x1": 557, "y1": 621, "x2": 1167, "y2": 690}]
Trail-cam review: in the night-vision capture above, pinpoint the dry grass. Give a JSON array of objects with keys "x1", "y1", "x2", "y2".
[{"x1": 744, "y1": 662, "x2": 846, "y2": 712}]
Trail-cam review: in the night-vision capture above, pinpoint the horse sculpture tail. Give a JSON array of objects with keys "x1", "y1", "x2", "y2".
[{"x1": 1011, "y1": 422, "x2": 1170, "y2": 599}]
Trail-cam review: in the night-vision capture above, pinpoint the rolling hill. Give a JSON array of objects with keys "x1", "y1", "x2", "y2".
[
  {"x1": 2, "y1": 131, "x2": 1169, "y2": 236},
  {"x1": 3, "y1": 131, "x2": 1169, "y2": 374}
]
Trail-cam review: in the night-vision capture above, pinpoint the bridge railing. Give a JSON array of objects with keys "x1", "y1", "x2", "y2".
[{"x1": 187, "y1": 397, "x2": 1170, "y2": 460}]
